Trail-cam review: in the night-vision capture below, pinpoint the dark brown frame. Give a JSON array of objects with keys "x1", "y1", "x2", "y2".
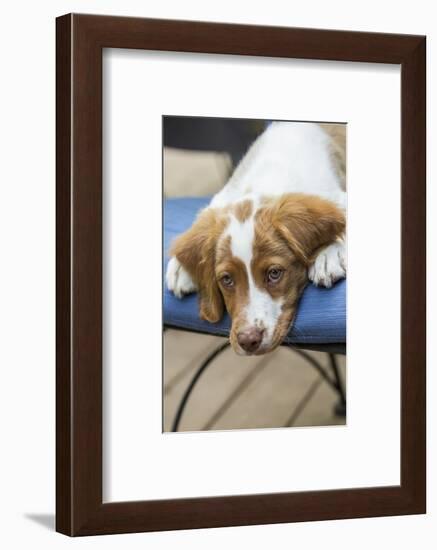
[{"x1": 56, "y1": 14, "x2": 426, "y2": 536}]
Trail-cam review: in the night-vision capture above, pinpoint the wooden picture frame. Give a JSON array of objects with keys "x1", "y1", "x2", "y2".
[{"x1": 56, "y1": 14, "x2": 426, "y2": 536}]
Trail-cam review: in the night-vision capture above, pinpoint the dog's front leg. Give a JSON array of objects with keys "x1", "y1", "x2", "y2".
[
  {"x1": 308, "y1": 237, "x2": 347, "y2": 288},
  {"x1": 165, "y1": 257, "x2": 198, "y2": 298}
]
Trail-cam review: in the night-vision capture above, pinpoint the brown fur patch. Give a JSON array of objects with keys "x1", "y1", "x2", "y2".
[
  {"x1": 170, "y1": 208, "x2": 228, "y2": 322},
  {"x1": 215, "y1": 235, "x2": 250, "y2": 330},
  {"x1": 260, "y1": 193, "x2": 345, "y2": 264},
  {"x1": 320, "y1": 123, "x2": 346, "y2": 191},
  {"x1": 232, "y1": 199, "x2": 253, "y2": 223}
]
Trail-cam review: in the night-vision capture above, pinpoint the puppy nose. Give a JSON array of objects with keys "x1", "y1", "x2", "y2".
[{"x1": 237, "y1": 328, "x2": 264, "y2": 353}]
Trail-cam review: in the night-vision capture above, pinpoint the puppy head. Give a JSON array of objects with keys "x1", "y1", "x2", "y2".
[{"x1": 171, "y1": 194, "x2": 345, "y2": 355}]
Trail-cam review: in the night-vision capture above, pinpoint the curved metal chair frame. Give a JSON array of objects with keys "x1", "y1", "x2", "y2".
[{"x1": 170, "y1": 341, "x2": 346, "y2": 432}]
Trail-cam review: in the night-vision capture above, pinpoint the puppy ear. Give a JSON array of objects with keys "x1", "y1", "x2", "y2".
[
  {"x1": 170, "y1": 208, "x2": 225, "y2": 323},
  {"x1": 270, "y1": 193, "x2": 345, "y2": 264}
]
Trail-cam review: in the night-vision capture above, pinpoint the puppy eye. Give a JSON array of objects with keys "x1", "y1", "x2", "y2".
[
  {"x1": 221, "y1": 274, "x2": 234, "y2": 288},
  {"x1": 267, "y1": 267, "x2": 283, "y2": 284}
]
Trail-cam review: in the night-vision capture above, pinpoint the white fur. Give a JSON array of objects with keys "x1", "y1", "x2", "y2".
[
  {"x1": 308, "y1": 239, "x2": 347, "y2": 288},
  {"x1": 166, "y1": 257, "x2": 196, "y2": 298},
  {"x1": 226, "y1": 212, "x2": 255, "y2": 266},
  {"x1": 210, "y1": 122, "x2": 346, "y2": 210}
]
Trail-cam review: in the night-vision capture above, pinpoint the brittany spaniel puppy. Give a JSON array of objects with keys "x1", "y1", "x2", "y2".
[{"x1": 166, "y1": 122, "x2": 346, "y2": 355}]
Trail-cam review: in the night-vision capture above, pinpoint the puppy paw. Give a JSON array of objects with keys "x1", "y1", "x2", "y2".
[
  {"x1": 309, "y1": 241, "x2": 346, "y2": 288},
  {"x1": 166, "y1": 257, "x2": 197, "y2": 298}
]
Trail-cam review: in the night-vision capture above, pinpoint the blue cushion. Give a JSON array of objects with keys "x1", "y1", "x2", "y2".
[{"x1": 163, "y1": 197, "x2": 346, "y2": 344}]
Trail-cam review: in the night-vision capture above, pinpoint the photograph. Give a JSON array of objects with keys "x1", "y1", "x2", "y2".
[{"x1": 163, "y1": 116, "x2": 347, "y2": 432}]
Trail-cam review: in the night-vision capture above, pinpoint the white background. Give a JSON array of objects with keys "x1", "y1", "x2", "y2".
[
  {"x1": 0, "y1": 0, "x2": 434, "y2": 548},
  {"x1": 104, "y1": 50, "x2": 400, "y2": 501}
]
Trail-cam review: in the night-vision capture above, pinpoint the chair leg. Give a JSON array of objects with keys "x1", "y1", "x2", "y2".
[
  {"x1": 288, "y1": 348, "x2": 337, "y2": 391},
  {"x1": 328, "y1": 353, "x2": 346, "y2": 417},
  {"x1": 171, "y1": 341, "x2": 230, "y2": 432},
  {"x1": 287, "y1": 348, "x2": 346, "y2": 417}
]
